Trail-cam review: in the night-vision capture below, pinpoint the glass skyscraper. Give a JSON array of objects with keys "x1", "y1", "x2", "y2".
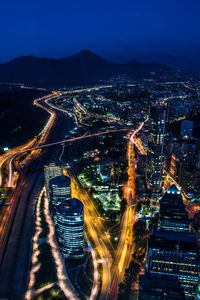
[
  {"x1": 139, "y1": 185, "x2": 199, "y2": 299},
  {"x1": 44, "y1": 160, "x2": 63, "y2": 199},
  {"x1": 49, "y1": 175, "x2": 71, "y2": 219},
  {"x1": 56, "y1": 198, "x2": 85, "y2": 259},
  {"x1": 146, "y1": 104, "x2": 166, "y2": 200}
]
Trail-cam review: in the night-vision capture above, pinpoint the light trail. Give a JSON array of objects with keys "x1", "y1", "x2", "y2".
[
  {"x1": 25, "y1": 187, "x2": 45, "y2": 300},
  {"x1": 0, "y1": 158, "x2": 25, "y2": 264},
  {"x1": 129, "y1": 118, "x2": 148, "y2": 156},
  {"x1": 70, "y1": 172, "x2": 112, "y2": 300},
  {"x1": 163, "y1": 169, "x2": 190, "y2": 203},
  {"x1": 0, "y1": 84, "x2": 114, "y2": 299},
  {"x1": 34, "y1": 282, "x2": 57, "y2": 297},
  {"x1": 24, "y1": 128, "x2": 131, "y2": 152},
  {"x1": 7, "y1": 154, "x2": 18, "y2": 187},
  {"x1": 73, "y1": 97, "x2": 122, "y2": 125},
  {"x1": 26, "y1": 186, "x2": 80, "y2": 299},
  {"x1": 1, "y1": 85, "x2": 146, "y2": 299},
  {"x1": 89, "y1": 247, "x2": 100, "y2": 300},
  {"x1": 34, "y1": 97, "x2": 56, "y2": 146},
  {"x1": 0, "y1": 85, "x2": 116, "y2": 189},
  {"x1": 46, "y1": 95, "x2": 121, "y2": 128},
  {"x1": 45, "y1": 97, "x2": 80, "y2": 126},
  {"x1": 3, "y1": 95, "x2": 56, "y2": 188},
  {"x1": 0, "y1": 91, "x2": 56, "y2": 188},
  {"x1": 61, "y1": 85, "x2": 113, "y2": 95},
  {"x1": 130, "y1": 118, "x2": 148, "y2": 145},
  {"x1": 27, "y1": 183, "x2": 100, "y2": 300},
  {"x1": 129, "y1": 118, "x2": 191, "y2": 205},
  {"x1": 118, "y1": 207, "x2": 132, "y2": 273},
  {"x1": 0, "y1": 155, "x2": 11, "y2": 186},
  {"x1": 69, "y1": 169, "x2": 115, "y2": 255},
  {"x1": 43, "y1": 190, "x2": 79, "y2": 300},
  {"x1": 0, "y1": 136, "x2": 38, "y2": 187},
  {"x1": 109, "y1": 118, "x2": 148, "y2": 299},
  {"x1": 1, "y1": 128, "x2": 131, "y2": 179}
]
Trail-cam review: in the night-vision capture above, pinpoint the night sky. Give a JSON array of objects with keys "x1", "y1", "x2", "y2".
[{"x1": 1, "y1": 0, "x2": 200, "y2": 70}]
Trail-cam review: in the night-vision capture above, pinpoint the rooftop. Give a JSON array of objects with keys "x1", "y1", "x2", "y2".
[
  {"x1": 149, "y1": 231, "x2": 199, "y2": 253},
  {"x1": 49, "y1": 175, "x2": 71, "y2": 187},
  {"x1": 160, "y1": 185, "x2": 189, "y2": 229},
  {"x1": 139, "y1": 274, "x2": 184, "y2": 299},
  {"x1": 57, "y1": 198, "x2": 83, "y2": 214},
  {"x1": 44, "y1": 160, "x2": 62, "y2": 167}
]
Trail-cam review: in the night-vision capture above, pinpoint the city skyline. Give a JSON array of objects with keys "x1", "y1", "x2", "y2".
[
  {"x1": 0, "y1": 77, "x2": 200, "y2": 300},
  {"x1": 0, "y1": 1, "x2": 200, "y2": 299}
]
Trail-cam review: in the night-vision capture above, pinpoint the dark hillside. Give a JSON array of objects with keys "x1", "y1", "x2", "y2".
[{"x1": 0, "y1": 89, "x2": 49, "y2": 148}]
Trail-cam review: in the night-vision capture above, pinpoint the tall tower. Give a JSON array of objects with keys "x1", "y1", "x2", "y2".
[
  {"x1": 138, "y1": 183, "x2": 199, "y2": 300},
  {"x1": 146, "y1": 104, "x2": 166, "y2": 200},
  {"x1": 44, "y1": 161, "x2": 63, "y2": 199},
  {"x1": 56, "y1": 198, "x2": 85, "y2": 259},
  {"x1": 49, "y1": 175, "x2": 71, "y2": 219}
]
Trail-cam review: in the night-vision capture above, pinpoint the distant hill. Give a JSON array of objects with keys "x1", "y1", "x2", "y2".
[
  {"x1": 150, "y1": 53, "x2": 200, "y2": 74},
  {"x1": 0, "y1": 50, "x2": 174, "y2": 88}
]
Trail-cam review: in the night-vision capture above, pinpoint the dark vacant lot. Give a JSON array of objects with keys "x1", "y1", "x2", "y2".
[{"x1": 0, "y1": 88, "x2": 49, "y2": 148}]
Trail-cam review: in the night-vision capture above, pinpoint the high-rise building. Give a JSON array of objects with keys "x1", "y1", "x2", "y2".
[
  {"x1": 159, "y1": 185, "x2": 190, "y2": 232},
  {"x1": 56, "y1": 198, "x2": 85, "y2": 259},
  {"x1": 180, "y1": 120, "x2": 193, "y2": 139},
  {"x1": 146, "y1": 231, "x2": 200, "y2": 299},
  {"x1": 146, "y1": 104, "x2": 166, "y2": 200},
  {"x1": 44, "y1": 161, "x2": 63, "y2": 199},
  {"x1": 138, "y1": 274, "x2": 185, "y2": 299},
  {"x1": 49, "y1": 175, "x2": 71, "y2": 218}
]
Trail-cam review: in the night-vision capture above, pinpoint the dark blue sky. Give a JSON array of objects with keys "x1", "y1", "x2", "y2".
[{"x1": 1, "y1": 0, "x2": 200, "y2": 69}]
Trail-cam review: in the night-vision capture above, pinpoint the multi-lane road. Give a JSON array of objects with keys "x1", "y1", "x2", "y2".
[
  {"x1": 0, "y1": 86, "x2": 147, "y2": 300},
  {"x1": 0, "y1": 93, "x2": 57, "y2": 267},
  {"x1": 68, "y1": 168, "x2": 114, "y2": 300},
  {"x1": 39, "y1": 93, "x2": 146, "y2": 300}
]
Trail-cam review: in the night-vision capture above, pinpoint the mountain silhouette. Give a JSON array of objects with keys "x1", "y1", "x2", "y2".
[{"x1": 0, "y1": 50, "x2": 174, "y2": 88}]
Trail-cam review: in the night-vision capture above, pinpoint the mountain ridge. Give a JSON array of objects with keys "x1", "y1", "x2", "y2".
[{"x1": 0, "y1": 50, "x2": 174, "y2": 88}]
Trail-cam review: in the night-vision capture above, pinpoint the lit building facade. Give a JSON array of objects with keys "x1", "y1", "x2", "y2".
[
  {"x1": 159, "y1": 185, "x2": 190, "y2": 233},
  {"x1": 146, "y1": 231, "x2": 200, "y2": 299},
  {"x1": 169, "y1": 153, "x2": 179, "y2": 179},
  {"x1": 44, "y1": 160, "x2": 63, "y2": 199},
  {"x1": 49, "y1": 175, "x2": 71, "y2": 220},
  {"x1": 146, "y1": 104, "x2": 166, "y2": 200},
  {"x1": 56, "y1": 198, "x2": 85, "y2": 259}
]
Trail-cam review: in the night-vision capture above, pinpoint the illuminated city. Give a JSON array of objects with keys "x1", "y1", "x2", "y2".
[{"x1": 0, "y1": 1, "x2": 200, "y2": 300}]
